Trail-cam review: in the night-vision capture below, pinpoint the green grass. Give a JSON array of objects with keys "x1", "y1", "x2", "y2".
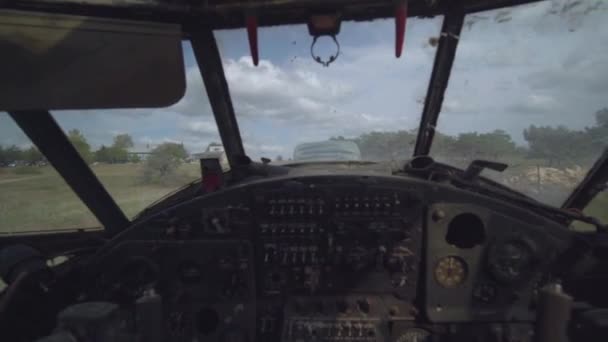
[
  {"x1": 0, "y1": 163, "x2": 200, "y2": 233},
  {"x1": 1, "y1": 161, "x2": 605, "y2": 234},
  {"x1": 585, "y1": 191, "x2": 608, "y2": 223}
]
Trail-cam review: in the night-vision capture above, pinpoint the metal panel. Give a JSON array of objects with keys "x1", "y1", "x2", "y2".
[
  {"x1": 0, "y1": 10, "x2": 185, "y2": 111},
  {"x1": 2, "y1": 1, "x2": 544, "y2": 30}
]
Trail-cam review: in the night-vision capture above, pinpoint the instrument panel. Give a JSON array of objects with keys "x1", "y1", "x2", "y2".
[
  {"x1": 88, "y1": 174, "x2": 572, "y2": 342},
  {"x1": 253, "y1": 188, "x2": 423, "y2": 298}
]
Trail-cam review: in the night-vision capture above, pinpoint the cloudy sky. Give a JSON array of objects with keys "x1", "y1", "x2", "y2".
[{"x1": 1, "y1": 0, "x2": 607, "y2": 160}]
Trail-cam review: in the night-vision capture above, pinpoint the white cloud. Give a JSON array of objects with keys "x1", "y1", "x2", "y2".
[
  {"x1": 181, "y1": 120, "x2": 219, "y2": 136},
  {"x1": 4, "y1": 0, "x2": 607, "y2": 161}
]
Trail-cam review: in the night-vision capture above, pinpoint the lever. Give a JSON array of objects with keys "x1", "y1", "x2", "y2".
[{"x1": 462, "y1": 159, "x2": 508, "y2": 180}]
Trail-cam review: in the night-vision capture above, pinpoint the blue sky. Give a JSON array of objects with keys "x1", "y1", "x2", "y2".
[{"x1": 2, "y1": 0, "x2": 607, "y2": 160}]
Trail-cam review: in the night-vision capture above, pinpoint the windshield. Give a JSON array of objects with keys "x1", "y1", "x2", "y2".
[
  {"x1": 0, "y1": 113, "x2": 101, "y2": 232},
  {"x1": 214, "y1": 17, "x2": 442, "y2": 162},
  {"x1": 2, "y1": 1, "x2": 607, "y2": 235},
  {"x1": 584, "y1": 187, "x2": 607, "y2": 223},
  {"x1": 431, "y1": 0, "x2": 608, "y2": 206},
  {"x1": 0, "y1": 42, "x2": 221, "y2": 233}
]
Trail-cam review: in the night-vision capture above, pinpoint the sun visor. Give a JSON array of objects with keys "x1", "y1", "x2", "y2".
[{"x1": 0, "y1": 10, "x2": 186, "y2": 111}]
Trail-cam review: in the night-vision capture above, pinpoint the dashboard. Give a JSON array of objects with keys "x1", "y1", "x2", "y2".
[{"x1": 76, "y1": 173, "x2": 573, "y2": 342}]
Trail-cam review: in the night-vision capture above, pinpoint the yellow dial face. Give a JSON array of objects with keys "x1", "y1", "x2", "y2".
[{"x1": 434, "y1": 256, "x2": 467, "y2": 288}]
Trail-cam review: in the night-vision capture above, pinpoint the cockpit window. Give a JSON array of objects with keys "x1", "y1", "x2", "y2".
[
  {"x1": 0, "y1": 112, "x2": 100, "y2": 233},
  {"x1": 214, "y1": 17, "x2": 443, "y2": 162},
  {"x1": 584, "y1": 189, "x2": 608, "y2": 223},
  {"x1": 1, "y1": 42, "x2": 222, "y2": 232},
  {"x1": 431, "y1": 0, "x2": 608, "y2": 206},
  {"x1": 50, "y1": 42, "x2": 220, "y2": 219}
]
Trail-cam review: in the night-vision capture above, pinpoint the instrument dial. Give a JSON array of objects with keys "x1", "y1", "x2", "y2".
[
  {"x1": 434, "y1": 256, "x2": 467, "y2": 288},
  {"x1": 487, "y1": 238, "x2": 536, "y2": 284}
]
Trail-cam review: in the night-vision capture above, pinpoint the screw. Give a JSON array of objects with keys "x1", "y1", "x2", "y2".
[{"x1": 432, "y1": 209, "x2": 446, "y2": 221}]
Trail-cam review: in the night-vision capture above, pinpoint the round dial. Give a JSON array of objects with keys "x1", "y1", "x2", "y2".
[
  {"x1": 487, "y1": 238, "x2": 536, "y2": 284},
  {"x1": 396, "y1": 328, "x2": 432, "y2": 342},
  {"x1": 434, "y1": 256, "x2": 467, "y2": 288},
  {"x1": 104, "y1": 256, "x2": 159, "y2": 300}
]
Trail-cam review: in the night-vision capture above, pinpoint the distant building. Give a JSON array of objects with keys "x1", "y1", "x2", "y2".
[{"x1": 293, "y1": 140, "x2": 361, "y2": 161}]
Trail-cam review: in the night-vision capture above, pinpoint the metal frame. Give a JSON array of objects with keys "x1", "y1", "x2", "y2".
[
  {"x1": 413, "y1": 5, "x2": 464, "y2": 156},
  {"x1": 7, "y1": 111, "x2": 130, "y2": 236},
  {"x1": 562, "y1": 148, "x2": 608, "y2": 210},
  {"x1": 2, "y1": 0, "x2": 543, "y2": 30},
  {"x1": 190, "y1": 28, "x2": 246, "y2": 168}
]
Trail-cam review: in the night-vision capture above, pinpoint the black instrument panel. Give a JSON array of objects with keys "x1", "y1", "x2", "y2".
[{"x1": 88, "y1": 174, "x2": 572, "y2": 342}]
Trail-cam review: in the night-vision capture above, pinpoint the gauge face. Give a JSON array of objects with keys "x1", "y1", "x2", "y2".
[
  {"x1": 473, "y1": 282, "x2": 497, "y2": 304},
  {"x1": 434, "y1": 256, "x2": 468, "y2": 288},
  {"x1": 107, "y1": 256, "x2": 159, "y2": 299},
  {"x1": 487, "y1": 238, "x2": 535, "y2": 283},
  {"x1": 396, "y1": 328, "x2": 432, "y2": 342}
]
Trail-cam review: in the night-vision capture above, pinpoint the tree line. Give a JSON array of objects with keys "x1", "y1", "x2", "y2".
[
  {"x1": 0, "y1": 145, "x2": 45, "y2": 166},
  {"x1": 3, "y1": 108, "x2": 607, "y2": 172},
  {"x1": 0, "y1": 130, "x2": 190, "y2": 185},
  {"x1": 338, "y1": 108, "x2": 608, "y2": 167},
  {"x1": 66, "y1": 130, "x2": 140, "y2": 164},
  {"x1": 0, "y1": 130, "x2": 140, "y2": 166}
]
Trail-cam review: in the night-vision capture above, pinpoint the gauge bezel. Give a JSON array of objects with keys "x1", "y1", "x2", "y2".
[
  {"x1": 434, "y1": 255, "x2": 468, "y2": 288},
  {"x1": 486, "y1": 236, "x2": 537, "y2": 285}
]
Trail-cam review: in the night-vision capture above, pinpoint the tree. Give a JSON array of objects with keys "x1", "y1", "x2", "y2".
[
  {"x1": 1, "y1": 145, "x2": 24, "y2": 164},
  {"x1": 354, "y1": 130, "x2": 417, "y2": 161},
  {"x1": 23, "y1": 146, "x2": 44, "y2": 165},
  {"x1": 477, "y1": 130, "x2": 517, "y2": 159},
  {"x1": 276, "y1": 155, "x2": 284, "y2": 161},
  {"x1": 110, "y1": 134, "x2": 133, "y2": 163},
  {"x1": 94, "y1": 145, "x2": 111, "y2": 163},
  {"x1": 129, "y1": 153, "x2": 142, "y2": 163},
  {"x1": 142, "y1": 142, "x2": 188, "y2": 183},
  {"x1": 586, "y1": 108, "x2": 608, "y2": 151},
  {"x1": 108, "y1": 146, "x2": 129, "y2": 163},
  {"x1": 67, "y1": 129, "x2": 93, "y2": 164},
  {"x1": 94, "y1": 134, "x2": 134, "y2": 163},
  {"x1": 523, "y1": 125, "x2": 592, "y2": 166},
  {"x1": 596, "y1": 108, "x2": 608, "y2": 128},
  {"x1": 113, "y1": 134, "x2": 134, "y2": 150}
]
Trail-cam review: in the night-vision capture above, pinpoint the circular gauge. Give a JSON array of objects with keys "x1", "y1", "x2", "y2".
[
  {"x1": 105, "y1": 256, "x2": 159, "y2": 300},
  {"x1": 487, "y1": 238, "x2": 536, "y2": 284},
  {"x1": 434, "y1": 256, "x2": 468, "y2": 288},
  {"x1": 396, "y1": 328, "x2": 432, "y2": 342},
  {"x1": 473, "y1": 282, "x2": 498, "y2": 304}
]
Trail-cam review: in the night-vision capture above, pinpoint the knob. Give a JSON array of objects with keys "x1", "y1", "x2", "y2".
[{"x1": 357, "y1": 299, "x2": 370, "y2": 314}]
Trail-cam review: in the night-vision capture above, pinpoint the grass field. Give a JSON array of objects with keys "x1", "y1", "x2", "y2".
[
  {"x1": 0, "y1": 163, "x2": 200, "y2": 233},
  {"x1": 584, "y1": 191, "x2": 608, "y2": 223},
  {"x1": 1, "y1": 162, "x2": 606, "y2": 234}
]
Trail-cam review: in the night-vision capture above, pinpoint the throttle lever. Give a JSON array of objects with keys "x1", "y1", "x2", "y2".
[{"x1": 462, "y1": 159, "x2": 508, "y2": 180}]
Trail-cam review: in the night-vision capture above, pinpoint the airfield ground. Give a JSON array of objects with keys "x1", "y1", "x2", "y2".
[{"x1": 0, "y1": 163, "x2": 606, "y2": 234}]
